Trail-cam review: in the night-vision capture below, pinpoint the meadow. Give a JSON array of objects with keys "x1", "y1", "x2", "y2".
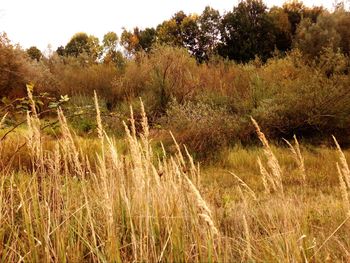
[
  {"x1": 2, "y1": 2, "x2": 350, "y2": 261},
  {"x1": 0, "y1": 91, "x2": 350, "y2": 262}
]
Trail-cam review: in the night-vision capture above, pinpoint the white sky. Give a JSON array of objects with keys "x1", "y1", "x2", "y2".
[{"x1": 0, "y1": 0, "x2": 336, "y2": 51}]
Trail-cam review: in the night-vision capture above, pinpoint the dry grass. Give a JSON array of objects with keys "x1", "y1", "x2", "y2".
[
  {"x1": 251, "y1": 117, "x2": 283, "y2": 194},
  {"x1": 0, "y1": 99, "x2": 350, "y2": 262}
]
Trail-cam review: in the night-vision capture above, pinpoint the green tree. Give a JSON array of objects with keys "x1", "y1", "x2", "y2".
[
  {"x1": 64, "y1": 33, "x2": 101, "y2": 61},
  {"x1": 138, "y1": 27, "x2": 156, "y2": 52},
  {"x1": 87, "y1": 35, "x2": 102, "y2": 61},
  {"x1": 103, "y1": 31, "x2": 118, "y2": 52},
  {"x1": 56, "y1": 45, "x2": 65, "y2": 56},
  {"x1": 26, "y1": 46, "x2": 42, "y2": 61},
  {"x1": 218, "y1": 0, "x2": 276, "y2": 62},
  {"x1": 282, "y1": 1, "x2": 323, "y2": 35},
  {"x1": 156, "y1": 11, "x2": 189, "y2": 47},
  {"x1": 294, "y1": 12, "x2": 341, "y2": 59},
  {"x1": 269, "y1": 7, "x2": 292, "y2": 52},
  {"x1": 180, "y1": 15, "x2": 202, "y2": 59},
  {"x1": 65, "y1": 32, "x2": 90, "y2": 57},
  {"x1": 198, "y1": 6, "x2": 221, "y2": 59},
  {"x1": 102, "y1": 31, "x2": 125, "y2": 68},
  {"x1": 156, "y1": 18, "x2": 183, "y2": 47}
]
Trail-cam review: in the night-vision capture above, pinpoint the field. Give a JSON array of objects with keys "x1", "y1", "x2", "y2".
[
  {"x1": 2, "y1": 2, "x2": 350, "y2": 261},
  {"x1": 0, "y1": 94, "x2": 350, "y2": 262}
]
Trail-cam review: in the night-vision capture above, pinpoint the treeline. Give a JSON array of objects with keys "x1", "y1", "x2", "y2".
[
  {"x1": 1, "y1": 0, "x2": 350, "y2": 157},
  {"x1": 51, "y1": 0, "x2": 349, "y2": 63}
]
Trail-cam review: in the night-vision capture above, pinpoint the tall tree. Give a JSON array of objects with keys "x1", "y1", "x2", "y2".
[
  {"x1": 294, "y1": 12, "x2": 341, "y2": 59},
  {"x1": 269, "y1": 7, "x2": 293, "y2": 52},
  {"x1": 56, "y1": 45, "x2": 65, "y2": 56},
  {"x1": 198, "y1": 6, "x2": 221, "y2": 59},
  {"x1": 180, "y1": 15, "x2": 201, "y2": 59},
  {"x1": 218, "y1": 0, "x2": 276, "y2": 62},
  {"x1": 138, "y1": 28, "x2": 156, "y2": 52},
  {"x1": 121, "y1": 27, "x2": 156, "y2": 56},
  {"x1": 283, "y1": 1, "x2": 323, "y2": 35},
  {"x1": 102, "y1": 31, "x2": 125, "y2": 67},
  {"x1": 65, "y1": 32, "x2": 90, "y2": 57}
]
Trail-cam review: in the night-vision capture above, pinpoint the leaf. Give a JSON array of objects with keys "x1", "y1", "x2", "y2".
[
  {"x1": 36, "y1": 100, "x2": 44, "y2": 106},
  {"x1": 48, "y1": 103, "x2": 58, "y2": 109},
  {"x1": 60, "y1": 95, "x2": 70, "y2": 102}
]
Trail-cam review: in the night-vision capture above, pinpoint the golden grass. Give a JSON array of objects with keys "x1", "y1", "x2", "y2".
[{"x1": 0, "y1": 99, "x2": 350, "y2": 262}]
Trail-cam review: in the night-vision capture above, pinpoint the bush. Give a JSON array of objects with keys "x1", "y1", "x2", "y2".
[
  {"x1": 0, "y1": 33, "x2": 55, "y2": 98},
  {"x1": 162, "y1": 100, "x2": 251, "y2": 159},
  {"x1": 251, "y1": 49, "x2": 350, "y2": 142}
]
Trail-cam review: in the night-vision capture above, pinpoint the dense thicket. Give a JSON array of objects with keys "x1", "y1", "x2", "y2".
[{"x1": 1, "y1": 0, "x2": 350, "y2": 157}]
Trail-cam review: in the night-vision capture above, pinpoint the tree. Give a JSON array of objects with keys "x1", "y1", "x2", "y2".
[
  {"x1": 334, "y1": 8, "x2": 350, "y2": 55},
  {"x1": 87, "y1": 35, "x2": 102, "y2": 61},
  {"x1": 64, "y1": 32, "x2": 102, "y2": 62},
  {"x1": 102, "y1": 31, "x2": 125, "y2": 68},
  {"x1": 56, "y1": 45, "x2": 65, "y2": 56},
  {"x1": 283, "y1": 1, "x2": 305, "y2": 35},
  {"x1": 294, "y1": 12, "x2": 341, "y2": 59},
  {"x1": 198, "y1": 6, "x2": 221, "y2": 59},
  {"x1": 156, "y1": 18, "x2": 183, "y2": 47},
  {"x1": 103, "y1": 31, "x2": 118, "y2": 52},
  {"x1": 180, "y1": 15, "x2": 202, "y2": 59},
  {"x1": 26, "y1": 46, "x2": 42, "y2": 61},
  {"x1": 120, "y1": 27, "x2": 156, "y2": 56},
  {"x1": 218, "y1": 0, "x2": 276, "y2": 62},
  {"x1": 283, "y1": 1, "x2": 323, "y2": 35},
  {"x1": 138, "y1": 28, "x2": 156, "y2": 52},
  {"x1": 65, "y1": 32, "x2": 90, "y2": 57},
  {"x1": 120, "y1": 28, "x2": 141, "y2": 56},
  {"x1": 269, "y1": 7, "x2": 293, "y2": 52}
]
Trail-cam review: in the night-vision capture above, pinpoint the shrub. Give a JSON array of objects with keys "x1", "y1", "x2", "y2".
[
  {"x1": 251, "y1": 50, "x2": 350, "y2": 142},
  {"x1": 162, "y1": 100, "x2": 251, "y2": 159}
]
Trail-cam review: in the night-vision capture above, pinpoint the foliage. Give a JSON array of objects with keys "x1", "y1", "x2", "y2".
[
  {"x1": 2, "y1": 97, "x2": 350, "y2": 261},
  {"x1": 26, "y1": 46, "x2": 42, "y2": 61},
  {"x1": 120, "y1": 27, "x2": 156, "y2": 56},
  {"x1": 218, "y1": 0, "x2": 276, "y2": 62},
  {"x1": 294, "y1": 12, "x2": 341, "y2": 59},
  {"x1": 0, "y1": 33, "x2": 56, "y2": 98},
  {"x1": 64, "y1": 32, "x2": 102, "y2": 62},
  {"x1": 163, "y1": 100, "x2": 247, "y2": 158}
]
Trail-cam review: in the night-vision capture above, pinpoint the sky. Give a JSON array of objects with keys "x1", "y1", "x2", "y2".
[{"x1": 0, "y1": 0, "x2": 337, "y2": 52}]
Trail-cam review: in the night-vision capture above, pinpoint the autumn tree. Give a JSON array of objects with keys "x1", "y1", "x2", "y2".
[
  {"x1": 156, "y1": 16, "x2": 183, "y2": 47},
  {"x1": 120, "y1": 27, "x2": 156, "y2": 56},
  {"x1": 102, "y1": 31, "x2": 123, "y2": 67},
  {"x1": 282, "y1": 1, "x2": 323, "y2": 35},
  {"x1": 27, "y1": 46, "x2": 42, "y2": 61},
  {"x1": 269, "y1": 7, "x2": 293, "y2": 52},
  {"x1": 64, "y1": 32, "x2": 102, "y2": 62},
  {"x1": 334, "y1": 7, "x2": 350, "y2": 55},
  {"x1": 294, "y1": 12, "x2": 341, "y2": 59}
]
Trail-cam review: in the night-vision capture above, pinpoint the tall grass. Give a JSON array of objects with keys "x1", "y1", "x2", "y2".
[
  {"x1": 1, "y1": 95, "x2": 350, "y2": 262},
  {"x1": 0, "y1": 94, "x2": 221, "y2": 262}
]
